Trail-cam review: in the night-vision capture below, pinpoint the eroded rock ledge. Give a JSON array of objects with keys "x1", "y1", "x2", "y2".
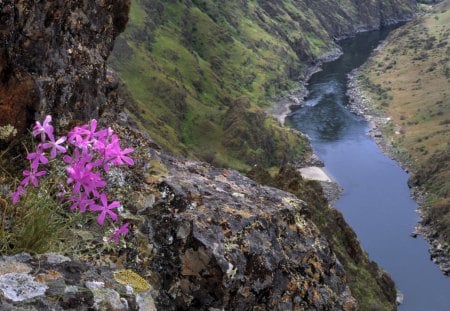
[{"x1": 140, "y1": 143, "x2": 357, "y2": 310}]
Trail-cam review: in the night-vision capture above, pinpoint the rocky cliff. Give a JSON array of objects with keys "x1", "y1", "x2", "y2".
[
  {"x1": 247, "y1": 166, "x2": 397, "y2": 310},
  {"x1": 0, "y1": 0, "x2": 130, "y2": 140}
]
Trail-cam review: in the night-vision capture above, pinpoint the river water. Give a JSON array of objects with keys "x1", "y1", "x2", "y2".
[{"x1": 287, "y1": 28, "x2": 450, "y2": 310}]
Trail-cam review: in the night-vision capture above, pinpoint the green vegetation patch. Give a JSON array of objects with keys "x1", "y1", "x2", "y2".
[{"x1": 109, "y1": 0, "x2": 345, "y2": 169}]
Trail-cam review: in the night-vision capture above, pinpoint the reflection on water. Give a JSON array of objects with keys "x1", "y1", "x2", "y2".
[
  {"x1": 294, "y1": 91, "x2": 359, "y2": 142},
  {"x1": 287, "y1": 27, "x2": 450, "y2": 311}
]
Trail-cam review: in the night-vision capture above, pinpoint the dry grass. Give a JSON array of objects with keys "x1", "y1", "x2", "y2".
[
  {"x1": 360, "y1": 0, "x2": 450, "y2": 164},
  {"x1": 0, "y1": 177, "x2": 68, "y2": 254},
  {"x1": 359, "y1": 0, "x2": 450, "y2": 243}
]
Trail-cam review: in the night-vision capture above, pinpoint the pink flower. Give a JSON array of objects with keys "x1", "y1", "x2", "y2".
[
  {"x1": 21, "y1": 169, "x2": 46, "y2": 187},
  {"x1": 42, "y1": 136, "x2": 67, "y2": 158},
  {"x1": 68, "y1": 125, "x2": 90, "y2": 149},
  {"x1": 14, "y1": 116, "x2": 134, "y2": 241},
  {"x1": 110, "y1": 223, "x2": 129, "y2": 243},
  {"x1": 101, "y1": 135, "x2": 134, "y2": 167},
  {"x1": 83, "y1": 119, "x2": 113, "y2": 142},
  {"x1": 68, "y1": 193, "x2": 94, "y2": 213},
  {"x1": 90, "y1": 194, "x2": 119, "y2": 225},
  {"x1": 113, "y1": 147, "x2": 134, "y2": 166},
  {"x1": 32, "y1": 115, "x2": 54, "y2": 142},
  {"x1": 94, "y1": 127, "x2": 113, "y2": 141},
  {"x1": 27, "y1": 147, "x2": 48, "y2": 169},
  {"x1": 66, "y1": 155, "x2": 106, "y2": 196},
  {"x1": 63, "y1": 148, "x2": 81, "y2": 164},
  {"x1": 11, "y1": 186, "x2": 26, "y2": 204},
  {"x1": 67, "y1": 120, "x2": 111, "y2": 151},
  {"x1": 86, "y1": 119, "x2": 100, "y2": 141}
]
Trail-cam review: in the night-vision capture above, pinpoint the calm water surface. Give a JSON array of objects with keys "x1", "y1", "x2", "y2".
[{"x1": 287, "y1": 28, "x2": 450, "y2": 310}]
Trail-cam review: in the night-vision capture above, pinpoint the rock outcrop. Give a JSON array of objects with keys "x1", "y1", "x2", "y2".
[
  {"x1": 0, "y1": 252, "x2": 156, "y2": 310},
  {"x1": 136, "y1": 140, "x2": 357, "y2": 310},
  {"x1": 0, "y1": 0, "x2": 130, "y2": 139},
  {"x1": 0, "y1": 122, "x2": 357, "y2": 310}
]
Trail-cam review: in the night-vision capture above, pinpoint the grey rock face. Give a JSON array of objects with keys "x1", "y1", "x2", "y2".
[
  {"x1": 0, "y1": 0, "x2": 131, "y2": 137},
  {"x1": 0, "y1": 273, "x2": 48, "y2": 302},
  {"x1": 111, "y1": 129, "x2": 358, "y2": 311}
]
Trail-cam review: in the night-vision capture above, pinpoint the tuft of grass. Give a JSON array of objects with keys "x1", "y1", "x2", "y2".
[{"x1": 0, "y1": 180, "x2": 68, "y2": 254}]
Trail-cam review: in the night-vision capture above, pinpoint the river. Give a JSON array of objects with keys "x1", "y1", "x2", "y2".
[{"x1": 286, "y1": 28, "x2": 450, "y2": 310}]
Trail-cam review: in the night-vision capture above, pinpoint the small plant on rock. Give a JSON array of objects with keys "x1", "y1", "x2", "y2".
[{"x1": 10, "y1": 115, "x2": 133, "y2": 247}]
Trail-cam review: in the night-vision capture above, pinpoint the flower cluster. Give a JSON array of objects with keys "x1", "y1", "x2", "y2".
[{"x1": 11, "y1": 115, "x2": 132, "y2": 243}]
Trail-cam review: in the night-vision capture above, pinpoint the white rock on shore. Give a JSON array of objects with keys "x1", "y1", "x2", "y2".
[{"x1": 299, "y1": 166, "x2": 333, "y2": 182}]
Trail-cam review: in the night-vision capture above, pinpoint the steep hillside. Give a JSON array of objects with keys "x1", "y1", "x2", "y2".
[
  {"x1": 353, "y1": 0, "x2": 450, "y2": 271},
  {"x1": 109, "y1": 0, "x2": 416, "y2": 170}
]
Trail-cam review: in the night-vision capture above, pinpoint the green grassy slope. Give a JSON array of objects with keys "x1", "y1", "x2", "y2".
[
  {"x1": 358, "y1": 0, "x2": 450, "y2": 247},
  {"x1": 110, "y1": 0, "x2": 416, "y2": 171}
]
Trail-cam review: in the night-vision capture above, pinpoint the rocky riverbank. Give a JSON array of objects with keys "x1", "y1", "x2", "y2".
[
  {"x1": 346, "y1": 63, "x2": 450, "y2": 277},
  {"x1": 346, "y1": 68, "x2": 393, "y2": 146}
]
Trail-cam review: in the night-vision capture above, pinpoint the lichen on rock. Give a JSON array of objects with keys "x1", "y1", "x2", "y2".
[
  {"x1": 115, "y1": 135, "x2": 358, "y2": 310},
  {"x1": 113, "y1": 269, "x2": 150, "y2": 293},
  {"x1": 0, "y1": 273, "x2": 48, "y2": 302}
]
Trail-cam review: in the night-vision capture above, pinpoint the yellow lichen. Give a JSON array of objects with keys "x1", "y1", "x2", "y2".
[{"x1": 113, "y1": 269, "x2": 150, "y2": 292}]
